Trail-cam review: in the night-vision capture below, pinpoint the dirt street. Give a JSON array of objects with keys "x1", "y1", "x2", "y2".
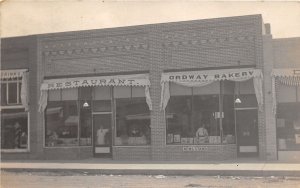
[{"x1": 1, "y1": 171, "x2": 300, "y2": 188}]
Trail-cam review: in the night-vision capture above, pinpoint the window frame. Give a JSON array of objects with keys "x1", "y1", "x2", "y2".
[{"x1": 1, "y1": 77, "x2": 22, "y2": 106}]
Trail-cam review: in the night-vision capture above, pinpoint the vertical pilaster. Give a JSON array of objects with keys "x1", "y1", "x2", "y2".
[
  {"x1": 148, "y1": 26, "x2": 167, "y2": 160},
  {"x1": 263, "y1": 34, "x2": 277, "y2": 160}
]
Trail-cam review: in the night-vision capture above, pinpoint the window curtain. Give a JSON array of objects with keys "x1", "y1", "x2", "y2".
[
  {"x1": 21, "y1": 71, "x2": 29, "y2": 111},
  {"x1": 38, "y1": 90, "x2": 48, "y2": 113}
]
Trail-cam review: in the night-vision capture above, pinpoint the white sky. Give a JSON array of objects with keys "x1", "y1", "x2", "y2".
[{"x1": 1, "y1": 1, "x2": 300, "y2": 38}]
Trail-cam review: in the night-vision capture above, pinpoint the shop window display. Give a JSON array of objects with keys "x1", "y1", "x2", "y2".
[
  {"x1": 277, "y1": 102, "x2": 300, "y2": 151},
  {"x1": 46, "y1": 88, "x2": 79, "y2": 147},
  {"x1": 1, "y1": 109, "x2": 28, "y2": 149},
  {"x1": 115, "y1": 86, "x2": 151, "y2": 146},
  {"x1": 166, "y1": 82, "x2": 222, "y2": 145},
  {"x1": 166, "y1": 81, "x2": 237, "y2": 145}
]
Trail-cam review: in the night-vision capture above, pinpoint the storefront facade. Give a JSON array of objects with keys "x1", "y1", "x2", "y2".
[{"x1": 2, "y1": 14, "x2": 298, "y2": 161}]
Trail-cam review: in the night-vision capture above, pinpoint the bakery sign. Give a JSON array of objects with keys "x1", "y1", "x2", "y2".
[
  {"x1": 183, "y1": 146, "x2": 208, "y2": 152},
  {"x1": 161, "y1": 68, "x2": 262, "y2": 83},
  {"x1": 41, "y1": 74, "x2": 150, "y2": 90}
]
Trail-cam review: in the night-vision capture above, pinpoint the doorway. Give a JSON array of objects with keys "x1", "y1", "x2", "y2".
[
  {"x1": 235, "y1": 109, "x2": 259, "y2": 157},
  {"x1": 93, "y1": 113, "x2": 112, "y2": 158}
]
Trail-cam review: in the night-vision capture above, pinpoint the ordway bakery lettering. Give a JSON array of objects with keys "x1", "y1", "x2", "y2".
[
  {"x1": 169, "y1": 70, "x2": 254, "y2": 81},
  {"x1": 46, "y1": 78, "x2": 136, "y2": 89}
]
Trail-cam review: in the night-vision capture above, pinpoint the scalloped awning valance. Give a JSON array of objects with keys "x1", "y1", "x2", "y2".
[
  {"x1": 160, "y1": 68, "x2": 263, "y2": 111},
  {"x1": 39, "y1": 73, "x2": 152, "y2": 113},
  {"x1": 0, "y1": 69, "x2": 27, "y2": 79},
  {"x1": 41, "y1": 73, "x2": 150, "y2": 90}
]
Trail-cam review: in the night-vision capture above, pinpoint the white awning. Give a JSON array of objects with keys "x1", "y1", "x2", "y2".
[
  {"x1": 39, "y1": 73, "x2": 153, "y2": 112},
  {"x1": 41, "y1": 73, "x2": 150, "y2": 90},
  {"x1": 0, "y1": 69, "x2": 27, "y2": 79},
  {"x1": 160, "y1": 68, "x2": 263, "y2": 111},
  {"x1": 271, "y1": 68, "x2": 300, "y2": 115}
]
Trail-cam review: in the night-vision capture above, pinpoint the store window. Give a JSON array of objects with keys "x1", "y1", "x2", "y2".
[
  {"x1": 277, "y1": 84, "x2": 300, "y2": 151},
  {"x1": 45, "y1": 88, "x2": 79, "y2": 147},
  {"x1": 114, "y1": 86, "x2": 151, "y2": 146},
  {"x1": 166, "y1": 82, "x2": 221, "y2": 145},
  {"x1": 1, "y1": 109, "x2": 28, "y2": 149}
]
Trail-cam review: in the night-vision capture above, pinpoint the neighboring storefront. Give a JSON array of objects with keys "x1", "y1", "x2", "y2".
[
  {"x1": 272, "y1": 68, "x2": 300, "y2": 161},
  {"x1": 1, "y1": 69, "x2": 29, "y2": 152},
  {"x1": 39, "y1": 73, "x2": 152, "y2": 157},
  {"x1": 160, "y1": 68, "x2": 263, "y2": 158}
]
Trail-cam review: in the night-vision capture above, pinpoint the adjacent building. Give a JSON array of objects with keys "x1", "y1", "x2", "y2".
[{"x1": 1, "y1": 15, "x2": 299, "y2": 161}]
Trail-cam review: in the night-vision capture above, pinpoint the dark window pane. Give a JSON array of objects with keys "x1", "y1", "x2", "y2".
[
  {"x1": 80, "y1": 103, "x2": 92, "y2": 146},
  {"x1": 79, "y1": 87, "x2": 92, "y2": 100},
  {"x1": 1, "y1": 83, "x2": 7, "y2": 105},
  {"x1": 92, "y1": 100, "x2": 111, "y2": 112},
  {"x1": 8, "y1": 82, "x2": 18, "y2": 104},
  {"x1": 1, "y1": 109, "x2": 28, "y2": 149}
]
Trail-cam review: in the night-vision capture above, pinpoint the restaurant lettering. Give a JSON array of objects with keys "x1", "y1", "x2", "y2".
[
  {"x1": 46, "y1": 78, "x2": 138, "y2": 89},
  {"x1": 169, "y1": 70, "x2": 254, "y2": 81}
]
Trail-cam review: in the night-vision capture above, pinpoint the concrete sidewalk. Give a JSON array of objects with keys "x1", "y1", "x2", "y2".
[{"x1": 1, "y1": 160, "x2": 300, "y2": 177}]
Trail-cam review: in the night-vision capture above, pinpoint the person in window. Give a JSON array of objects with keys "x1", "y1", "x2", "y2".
[
  {"x1": 14, "y1": 122, "x2": 22, "y2": 148},
  {"x1": 196, "y1": 124, "x2": 209, "y2": 143},
  {"x1": 48, "y1": 130, "x2": 58, "y2": 146},
  {"x1": 97, "y1": 125, "x2": 109, "y2": 145},
  {"x1": 130, "y1": 124, "x2": 140, "y2": 137}
]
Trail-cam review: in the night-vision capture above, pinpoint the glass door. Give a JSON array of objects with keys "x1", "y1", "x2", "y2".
[
  {"x1": 236, "y1": 109, "x2": 259, "y2": 157},
  {"x1": 93, "y1": 113, "x2": 112, "y2": 158}
]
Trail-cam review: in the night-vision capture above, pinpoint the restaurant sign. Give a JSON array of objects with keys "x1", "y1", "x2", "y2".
[{"x1": 41, "y1": 74, "x2": 150, "y2": 90}]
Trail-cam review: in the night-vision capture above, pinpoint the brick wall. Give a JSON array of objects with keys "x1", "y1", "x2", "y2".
[{"x1": 272, "y1": 37, "x2": 300, "y2": 68}]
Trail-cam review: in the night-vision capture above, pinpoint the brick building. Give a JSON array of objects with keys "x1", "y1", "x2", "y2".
[{"x1": 1, "y1": 14, "x2": 299, "y2": 161}]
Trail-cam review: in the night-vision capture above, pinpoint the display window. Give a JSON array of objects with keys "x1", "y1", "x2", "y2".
[
  {"x1": 166, "y1": 82, "x2": 224, "y2": 145},
  {"x1": 114, "y1": 86, "x2": 151, "y2": 146},
  {"x1": 46, "y1": 88, "x2": 79, "y2": 147},
  {"x1": 1, "y1": 108, "x2": 29, "y2": 150},
  {"x1": 277, "y1": 102, "x2": 300, "y2": 151}
]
